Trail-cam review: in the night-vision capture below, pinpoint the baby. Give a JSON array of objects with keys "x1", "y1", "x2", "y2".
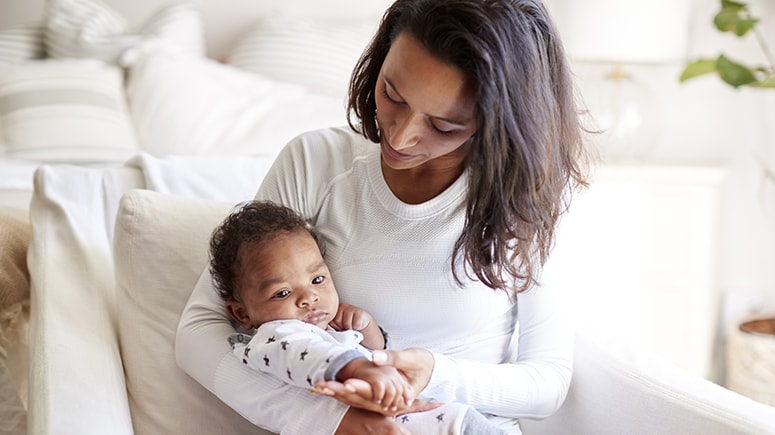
[{"x1": 209, "y1": 200, "x2": 506, "y2": 435}]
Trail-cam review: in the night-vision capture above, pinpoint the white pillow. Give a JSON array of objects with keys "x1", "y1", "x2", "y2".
[
  {"x1": 0, "y1": 22, "x2": 45, "y2": 65},
  {"x1": 126, "y1": 49, "x2": 347, "y2": 157},
  {"x1": 227, "y1": 18, "x2": 375, "y2": 98},
  {"x1": 0, "y1": 59, "x2": 138, "y2": 163},
  {"x1": 113, "y1": 189, "x2": 273, "y2": 435},
  {"x1": 44, "y1": 0, "x2": 205, "y2": 63}
]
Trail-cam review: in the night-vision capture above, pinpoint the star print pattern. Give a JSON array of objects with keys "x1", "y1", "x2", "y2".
[
  {"x1": 393, "y1": 403, "x2": 479, "y2": 434},
  {"x1": 228, "y1": 319, "x2": 370, "y2": 390}
]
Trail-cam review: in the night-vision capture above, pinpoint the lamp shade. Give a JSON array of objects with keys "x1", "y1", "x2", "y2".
[{"x1": 549, "y1": 0, "x2": 692, "y2": 64}]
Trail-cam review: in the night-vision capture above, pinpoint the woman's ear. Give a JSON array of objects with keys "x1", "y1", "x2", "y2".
[{"x1": 225, "y1": 300, "x2": 253, "y2": 329}]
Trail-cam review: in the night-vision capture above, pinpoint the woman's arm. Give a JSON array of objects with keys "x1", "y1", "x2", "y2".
[
  {"x1": 318, "y1": 285, "x2": 574, "y2": 420},
  {"x1": 423, "y1": 285, "x2": 574, "y2": 419}
]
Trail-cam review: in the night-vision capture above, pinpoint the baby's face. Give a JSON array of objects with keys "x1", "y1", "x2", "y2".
[{"x1": 229, "y1": 230, "x2": 339, "y2": 330}]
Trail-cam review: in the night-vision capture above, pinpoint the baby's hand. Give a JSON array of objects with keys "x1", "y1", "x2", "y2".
[
  {"x1": 331, "y1": 303, "x2": 374, "y2": 332},
  {"x1": 331, "y1": 304, "x2": 385, "y2": 350},
  {"x1": 325, "y1": 359, "x2": 413, "y2": 415}
]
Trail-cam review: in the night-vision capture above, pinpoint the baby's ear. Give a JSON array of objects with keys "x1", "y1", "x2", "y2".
[{"x1": 225, "y1": 300, "x2": 253, "y2": 329}]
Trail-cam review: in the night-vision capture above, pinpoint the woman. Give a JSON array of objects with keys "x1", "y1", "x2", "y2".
[{"x1": 176, "y1": 0, "x2": 588, "y2": 433}]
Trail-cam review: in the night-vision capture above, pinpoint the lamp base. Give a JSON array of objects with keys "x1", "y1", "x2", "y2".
[{"x1": 582, "y1": 64, "x2": 662, "y2": 164}]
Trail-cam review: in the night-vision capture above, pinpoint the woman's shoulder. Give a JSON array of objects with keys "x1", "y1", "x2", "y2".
[
  {"x1": 257, "y1": 126, "x2": 377, "y2": 209},
  {"x1": 284, "y1": 125, "x2": 375, "y2": 163}
]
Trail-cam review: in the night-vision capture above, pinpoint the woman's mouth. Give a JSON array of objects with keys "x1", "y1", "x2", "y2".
[{"x1": 382, "y1": 140, "x2": 414, "y2": 161}]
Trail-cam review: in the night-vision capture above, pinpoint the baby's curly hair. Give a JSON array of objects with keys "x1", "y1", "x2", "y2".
[{"x1": 209, "y1": 200, "x2": 321, "y2": 302}]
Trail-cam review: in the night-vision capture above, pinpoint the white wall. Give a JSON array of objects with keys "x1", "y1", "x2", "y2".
[{"x1": 547, "y1": 0, "x2": 775, "y2": 339}]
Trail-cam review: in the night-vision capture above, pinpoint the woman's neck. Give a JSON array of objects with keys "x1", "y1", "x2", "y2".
[{"x1": 381, "y1": 159, "x2": 465, "y2": 204}]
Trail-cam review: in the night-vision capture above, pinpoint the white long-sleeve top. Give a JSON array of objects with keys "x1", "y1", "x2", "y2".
[{"x1": 175, "y1": 126, "x2": 574, "y2": 435}]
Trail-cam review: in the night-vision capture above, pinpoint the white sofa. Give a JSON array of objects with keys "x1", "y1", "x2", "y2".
[{"x1": 25, "y1": 156, "x2": 775, "y2": 435}]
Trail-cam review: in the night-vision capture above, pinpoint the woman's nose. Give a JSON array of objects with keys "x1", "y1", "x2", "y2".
[{"x1": 391, "y1": 113, "x2": 421, "y2": 150}]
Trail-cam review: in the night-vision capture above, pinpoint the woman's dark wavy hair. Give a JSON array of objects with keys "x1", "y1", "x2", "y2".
[
  {"x1": 209, "y1": 200, "x2": 322, "y2": 302},
  {"x1": 348, "y1": 0, "x2": 588, "y2": 294}
]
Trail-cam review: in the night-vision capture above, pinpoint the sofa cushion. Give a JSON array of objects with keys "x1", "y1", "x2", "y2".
[
  {"x1": 0, "y1": 59, "x2": 138, "y2": 163},
  {"x1": 44, "y1": 0, "x2": 204, "y2": 63},
  {"x1": 113, "y1": 189, "x2": 273, "y2": 434},
  {"x1": 125, "y1": 48, "x2": 346, "y2": 157},
  {"x1": 226, "y1": 17, "x2": 374, "y2": 98},
  {"x1": 0, "y1": 22, "x2": 45, "y2": 65}
]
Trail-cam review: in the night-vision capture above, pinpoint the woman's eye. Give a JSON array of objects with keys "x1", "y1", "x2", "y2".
[
  {"x1": 382, "y1": 87, "x2": 402, "y2": 104},
  {"x1": 431, "y1": 123, "x2": 454, "y2": 136},
  {"x1": 312, "y1": 275, "x2": 325, "y2": 285},
  {"x1": 272, "y1": 289, "x2": 290, "y2": 299}
]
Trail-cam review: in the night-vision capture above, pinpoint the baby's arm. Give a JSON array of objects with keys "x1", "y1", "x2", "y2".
[
  {"x1": 229, "y1": 320, "x2": 367, "y2": 389},
  {"x1": 330, "y1": 303, "x2": 386, "y2": 350},
  {"x1": 231, "y1": 319, "x2": 410, "y2": 414}
]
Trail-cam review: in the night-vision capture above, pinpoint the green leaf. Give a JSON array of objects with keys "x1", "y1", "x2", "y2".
[
  {"x1": 721, "y1": 0, "x2": 747, "y2": 8},
  {"x1": 714, "y1": 1, "x2": 759, "y2": 36},
  {"x1": 716, "y1": 54, "x2": 758, "y2": 87},
  {"x1": 679, "y1": 59, "x2": 719, "y2": 82}
]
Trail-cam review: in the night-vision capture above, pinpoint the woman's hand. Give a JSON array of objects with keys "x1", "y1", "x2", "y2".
[
  {"x1": 313, "y1": 348, "x2": 435, "y2": 413},
  {"x1": 333, "y1": 401, "x2": 445, "y2": 434},
  {"x1": 334, "y1": 407, "x2": 411, "y2": 435},
  {"x1": 372, "y1": 348, "x2": 434, "y2": 395}
]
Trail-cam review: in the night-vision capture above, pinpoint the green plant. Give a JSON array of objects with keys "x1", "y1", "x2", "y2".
[{"x1": 680, "y1": 0, "x2": 775, "y2": 88}]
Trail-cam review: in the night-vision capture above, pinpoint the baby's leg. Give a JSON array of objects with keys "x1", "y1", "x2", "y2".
[{"x1": 394, "y1": 402, "x2": 507, "y2": 435}]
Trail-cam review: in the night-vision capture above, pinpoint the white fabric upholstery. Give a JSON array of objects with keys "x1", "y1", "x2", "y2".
[
  {"x1": 0, "y1": 22, "x2": 44, "y2": 64},
  {"x1": 43, "y1": 0, "x2": 204, "y2": 63},
  {"x1": 114, "y1": 190, "x2": 269, "y2": 435},
  {"x1": 520, "y1": 334, "x2": 775, "y2": 435},
  {"x1": 0, "y1": 59, "x2": 138, "y2": 163},
  {"x1": 27, "y1": 164, "x2": 142, "y2": 435},
  {"x1": 125, "y1": 48, "x2": 347, "y2": 158},
  {"x1": 26, "y1": 156, "x2": 775, "y2": 435},
  {"x1": 227, "y1": 17, "x2": 374, "y2": 98}
]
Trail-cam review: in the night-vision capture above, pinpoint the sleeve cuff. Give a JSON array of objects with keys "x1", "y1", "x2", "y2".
[
  {"x1": 325, "y1": 349, "x2": 369, "y2": 381},
  {"x1": 422, "y1": 351, "x2": 457, "y2": 402}
]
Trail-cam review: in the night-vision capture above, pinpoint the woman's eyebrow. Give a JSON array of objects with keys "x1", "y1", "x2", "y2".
[{"x1": 384, "y1": 77, "x2": 469, "y2": 127}]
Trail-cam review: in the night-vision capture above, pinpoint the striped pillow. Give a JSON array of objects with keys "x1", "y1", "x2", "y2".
[
  {"x1": 227, "y1": 18, "x2": 374, "y2": 98},
  {"x1": 0, "y1": 22, "x2": 45, "y2": 64},
  {"x1": 0, "y1": 60, "x2": 138, "y2": 163},
  {"x1": 44, "y1": 0, "x2": 205, "y2": 63}
]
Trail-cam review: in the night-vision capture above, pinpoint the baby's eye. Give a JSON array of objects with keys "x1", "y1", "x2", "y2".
[
  {"x1": 272, "y1": 289, "x2": 290, "y2": 299},
  {"x1": 312, "y1": 275, "x2": 325, "y2": 285}
]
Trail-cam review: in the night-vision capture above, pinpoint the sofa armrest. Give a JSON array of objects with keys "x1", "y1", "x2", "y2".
[
  {"x1": 27, "y1": 165, "x2": 144, "y2": 435},
  {"x1": 520, "y1": 334, "x2": 775, "y2": 435}
]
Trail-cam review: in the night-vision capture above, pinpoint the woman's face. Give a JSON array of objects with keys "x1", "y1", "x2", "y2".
[{"x1": 375, "y1": 32, "x2": 478, "y2": 173}]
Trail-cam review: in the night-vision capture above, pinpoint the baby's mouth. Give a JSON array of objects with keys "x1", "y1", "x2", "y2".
[{"x1": 302, "y1": 311, "x2": 328, "y2": 325}]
